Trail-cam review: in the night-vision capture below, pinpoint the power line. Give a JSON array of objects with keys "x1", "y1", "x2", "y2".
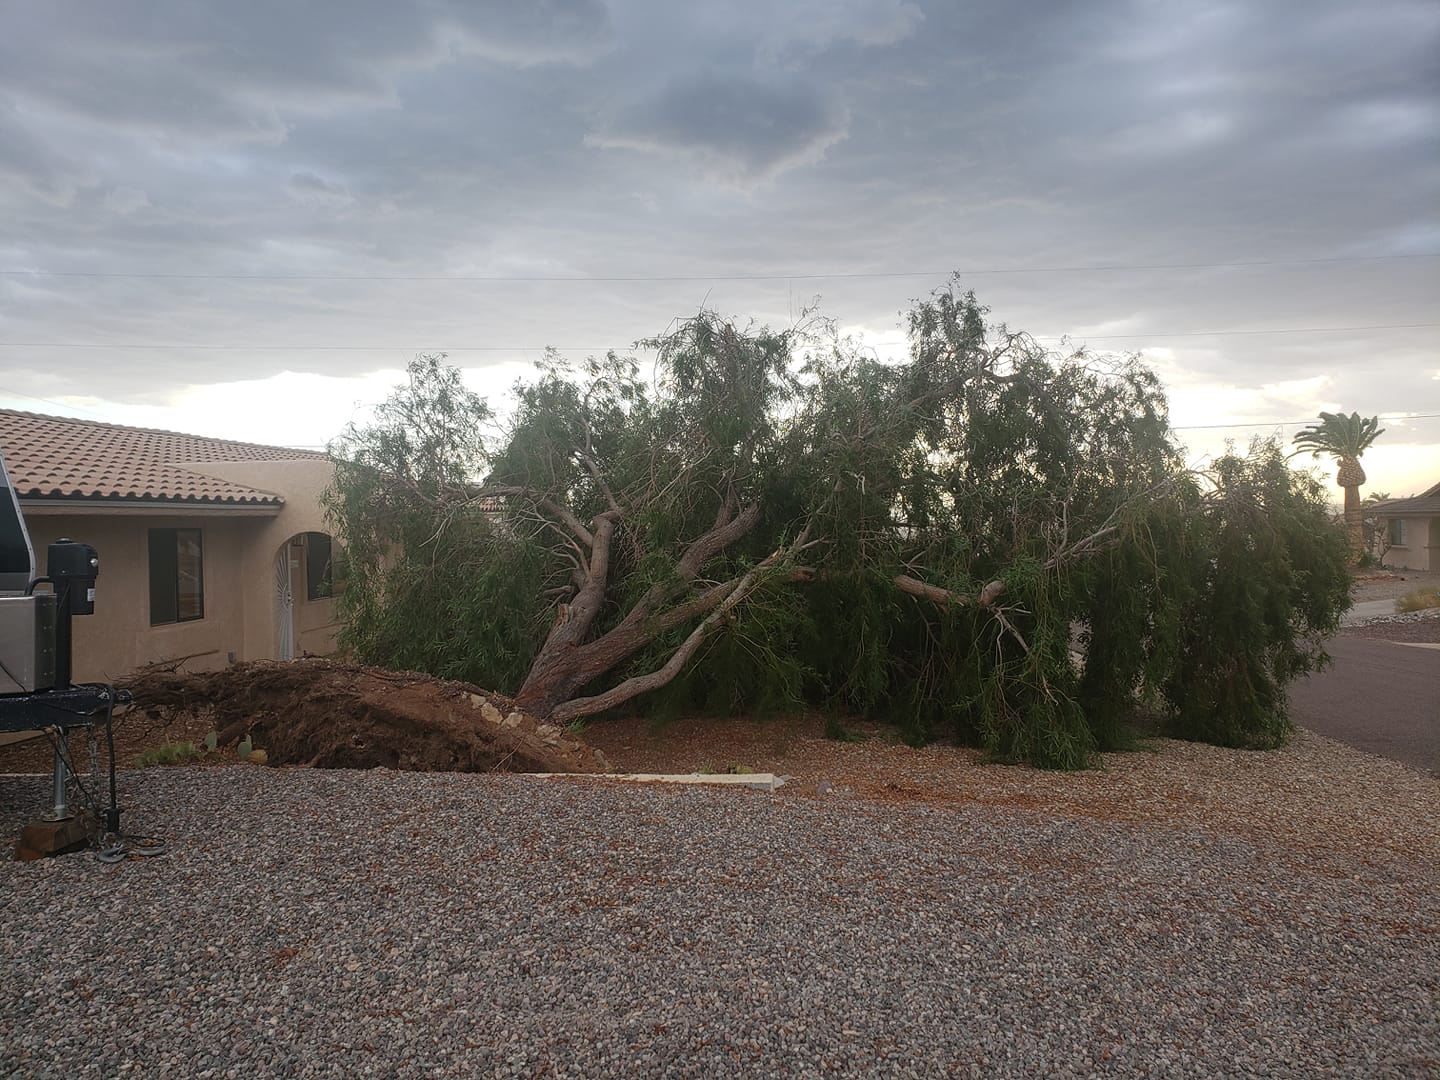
[
  {"x1": 0, "y1": 322, "x2": 1434, "y2": 352},
  {"x1": 0, "y1": 386, "x2": 115, "y2": 421},
  {"x1": 1173, "y1": 413, "x2": 1440, "y2": 431},
  {"x1": 1, "y1": 253, "x2": 1436, "y2": 285},
  {"x1": 0, "y1": 342, "x2": 603, "y2": 352},
  {"x1": 7, "y1": 412, "x2": 1429, "y2": 447},
  {"x1": 1047, "y1": 323, "x2": 1439, "y2": 341}
]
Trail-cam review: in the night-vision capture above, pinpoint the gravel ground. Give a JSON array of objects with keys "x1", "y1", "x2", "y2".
[
  {"x1": 2, "y1": 765, "x2": 1436, "y2": 1078},
  {"x1": 1342, "y1": 606, "x2": 1440, "y2": 643},
  {"x1": 1351, "y1": 569, "x2": 1440, "y2": 604}
]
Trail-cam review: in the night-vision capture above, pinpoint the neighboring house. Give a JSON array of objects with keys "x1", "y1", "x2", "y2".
[
  {"x1": 1373, "y1": 480, "x2": 1440, "y2": 572},
  {"x1": 0, "y1": 409, "x2": 342, "y2": 685}
]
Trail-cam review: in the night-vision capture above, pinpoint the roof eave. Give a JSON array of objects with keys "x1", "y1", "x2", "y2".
[{"x1": 18, "y1": 496, "x2": 285, "y2": 517}]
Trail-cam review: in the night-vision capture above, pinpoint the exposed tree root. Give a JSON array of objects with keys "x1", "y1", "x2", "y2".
[{"x1": 119, "y1": 659, "x2": 610, "y2": 774}]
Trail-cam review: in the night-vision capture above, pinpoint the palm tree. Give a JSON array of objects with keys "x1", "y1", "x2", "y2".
[{"x1": 1293, "y1": 412, "x2": 1384, "y2": 563}]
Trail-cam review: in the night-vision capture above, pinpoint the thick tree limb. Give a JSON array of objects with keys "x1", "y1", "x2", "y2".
[
  {"x1": 654, "y1": 579, "x2": 744, "y2": 633},
  {"x1": 550, "y1": 526, "x2": 813, "y2": 723},
  {"x1": 1041, "y1": 478, "x2": 1177, "y2": 570},
  {"x1": 482, "y1": 485, "x2": 595, "y2": 549},
  {"x1": 513, "y1": 503, "x2": 769, "y2": 716},
  {"x1": 710, "y1": 482, "x2": 739, "y2": 530},
  {"x1": 574, "y1": 426, "x2": 621, "y2": 515},
  {"x1": 894, "y1": 574, "x2": 1005, "y2": 608},
  {"x1": 520, "y1": 513, "x2": 620, "y2": 693},
  {"x1": 676, "y1": 501, "x2": 761, "y2": 580}
]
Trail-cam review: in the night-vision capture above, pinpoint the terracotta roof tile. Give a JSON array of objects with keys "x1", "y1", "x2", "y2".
[
  {"x1": 1374, "y1": 494, "x2": 1440, "y2": 516},
  {"x1": 0, "y1": 409, "x2": 327, "y2": 505}
]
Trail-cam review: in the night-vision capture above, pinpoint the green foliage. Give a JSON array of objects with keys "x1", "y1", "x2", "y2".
[
  {"x1": 325, "y1": 356, "x2": 547, "y2": 692},
  {"x1": 137, "y1": 741, "x2": 200, "y2": 767},
  {"x1": 1162, "y1": 443, "x2": 1351, "y2": 748},
  {"x1": 325, "y1": 283, "x2": 1352, "y2": 768},
  {"x1": 1293, "y1": 411, "x2": 1384, "y2": 461},
  {"x1": 1396, "y1": 587, "x2": 1440, "y2": 613},
  {"x1": 1293, "y1": 410, "x2": 1382, "y2": 563},
  {"x1": 823, "y1": 716, "x2": 866, "y2": 742},
  {"x1": 638, "y1": 579, "x2": 816, "y2": 721}
]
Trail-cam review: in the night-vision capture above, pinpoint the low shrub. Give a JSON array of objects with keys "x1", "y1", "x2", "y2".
[
  {"x1": 136, "y1": 740, "x2": 200, "y2": 767},
  {"x1": 1396, "y1": 587, "x2": 1440, "y2": 613}
]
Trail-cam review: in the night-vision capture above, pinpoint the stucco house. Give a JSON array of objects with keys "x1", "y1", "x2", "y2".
[
  {"x1": 0, "y1": 409, "x2": 342, "y2": 685},
  {"x1": 1373, "y1": 480, "x2": 1440, "y2": 572}
]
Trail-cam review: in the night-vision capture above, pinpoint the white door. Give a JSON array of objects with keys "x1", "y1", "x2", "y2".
[{"x1": 275, "y1": 548, "x2": 294, "y2": 660}]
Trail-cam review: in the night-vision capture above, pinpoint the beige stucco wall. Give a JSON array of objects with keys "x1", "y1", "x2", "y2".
[
  {"x1": 20, "y1": 510, "x2": 260, "y2": 682},
  {"x1": 1381, "y1": 515, "x2": 1439, "y2": 572},
  {"x1": 18, "y1": 456, "x2": 343, "y2": 683},
  {"x1": 183, "y1": 458, "x2": 341, "y2": 661}
]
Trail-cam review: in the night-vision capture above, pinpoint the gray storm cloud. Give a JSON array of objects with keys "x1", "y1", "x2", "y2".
[
  {"x1": 0, "y1": 0, "x2": 1432, "y2": 451},
  {"x1": 0, "y1": 0, "x2": 609, "y2": 139},
  {"x1": 588, "y1": 74, "x2": 850, "y2": 181}
]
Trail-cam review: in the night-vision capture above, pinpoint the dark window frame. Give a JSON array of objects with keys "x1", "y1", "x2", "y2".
[
  {"x1": 149, "y1": 528, "x2": 205, "y2": 625},
  {"x1": 304, "y1": 532, "x2": 334, "y2": 601}
]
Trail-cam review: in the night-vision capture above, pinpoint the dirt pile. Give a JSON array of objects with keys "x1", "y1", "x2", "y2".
[{"x1": 120, "y1": 659, "x2": 610, "y2": 774}]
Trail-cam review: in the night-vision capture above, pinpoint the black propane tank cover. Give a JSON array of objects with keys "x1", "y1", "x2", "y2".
[{"x1": 47, "y1": 539, "x2": 99, "y2": 614}]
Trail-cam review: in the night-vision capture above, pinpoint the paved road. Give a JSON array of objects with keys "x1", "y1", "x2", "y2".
[
  {"x1": 1290, "y1": 637, "x2": 1440, "y2": 775},
  {"x1": 1342, "y1": 598, "x2": 1399, "y2": 624}
]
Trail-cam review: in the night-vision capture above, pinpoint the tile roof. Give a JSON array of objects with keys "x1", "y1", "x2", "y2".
[
  {"x1": 1373, "y1": 480, "x2": 1440, "y2": 516},
  {"x1": 0, "y1": 409, "x2": 327, "y2": 505},
  {"x1": 1374, "y1": 494, "x2": 1440, "y2": 516}
]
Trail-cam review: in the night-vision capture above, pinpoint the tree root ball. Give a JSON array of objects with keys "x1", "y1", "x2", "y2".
[{"x1": 119, "y1": 659, "x2": 611, "y2": 774}]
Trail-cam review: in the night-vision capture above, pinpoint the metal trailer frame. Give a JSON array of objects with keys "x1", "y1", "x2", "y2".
[{"x1": 0, "y1": 443, "x2": 128, "y2": 834}]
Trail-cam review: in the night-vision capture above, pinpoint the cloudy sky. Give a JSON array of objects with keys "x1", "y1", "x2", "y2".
[{"x1": 2, "y1": 0, "x2": 1437, "y2": 494}]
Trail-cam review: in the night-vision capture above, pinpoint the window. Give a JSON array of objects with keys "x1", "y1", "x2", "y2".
[
  {"x1": 149, "y1": 528, "x2": 204, "y2": 624},
  {"x1": 1388, "y1": 518, "x2": 1408, "y2": 547},
  {"x1": 304, "y1": 532, "x2": 333, "y2": 601}
]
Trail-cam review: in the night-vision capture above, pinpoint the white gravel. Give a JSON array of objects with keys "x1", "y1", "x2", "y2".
[
  {"x1": 2, "y1": 765, "x2": 1436, "y2": 1079},
  {"x1": 1347, "y1": 606, "x2": 1440, "y2": 628}
]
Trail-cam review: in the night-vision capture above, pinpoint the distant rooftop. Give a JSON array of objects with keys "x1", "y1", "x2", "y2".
[
  {"x1": 1373, "y1": 478, "x2": 1440, "y2": 516},
  {"x1": 0, "y1": 409, "x2": 327, "y2": 505}
]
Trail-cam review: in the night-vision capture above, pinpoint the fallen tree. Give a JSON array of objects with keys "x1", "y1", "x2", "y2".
[{"x1": 325, "y1": 282, "x2": 1351, "y2": 767}]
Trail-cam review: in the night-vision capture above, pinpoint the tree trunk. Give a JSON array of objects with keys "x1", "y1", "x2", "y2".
[
  {"x1": 1334, "y1": 455, "x2": 1367, "y2": 565},
  {"x1": 513, "y1": 618, "x2": 678, "y2": 718},
  {"x1": 1343, "y1": 482, "x2": 1364, "y2": 564},
  {"x1": 512, "y1": 503, "x2": 765, "y2": 717}
]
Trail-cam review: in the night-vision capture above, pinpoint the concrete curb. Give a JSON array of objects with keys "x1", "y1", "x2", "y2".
[{"x1": 531, "y1": 771, "x2": 789, "y2": 792}]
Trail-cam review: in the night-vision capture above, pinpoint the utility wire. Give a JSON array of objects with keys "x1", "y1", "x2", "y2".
[
  {"x1": 1, "y1": 253, "x2": 1436, "y2": 284},
  {"x1": 0, "y1": 386, "x2": 116, "y2": 421},
  {"x1": 223, "y1": 412, "x2": 1440, "y2": 445},
  {"x1": 0, "y1": 322, "x2": 1436, "y2": 352},
  {"x1": 266, "y1": 412, "x2": 1440, "y2": 445},
  {"x1": 1172, "y1": 413, "x2": 1440, "y2": 431},
  {"x1": 1054, "y1": 323, "x2": 1439, "y2": 342}
]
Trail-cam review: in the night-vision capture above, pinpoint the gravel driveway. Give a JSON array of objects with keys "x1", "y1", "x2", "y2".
[{"x1": 2, "y1": 766, "x2": 1435, "y2": 1079}]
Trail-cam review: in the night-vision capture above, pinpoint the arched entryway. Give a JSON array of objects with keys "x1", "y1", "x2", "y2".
[{"x1": 274, "y1": 531, "x2": 341, "y2": 660}]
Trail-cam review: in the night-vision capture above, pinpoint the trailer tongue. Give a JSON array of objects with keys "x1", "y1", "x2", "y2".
[{"x1": 0, "y1": 446, "x2": 129, "y2": 851}]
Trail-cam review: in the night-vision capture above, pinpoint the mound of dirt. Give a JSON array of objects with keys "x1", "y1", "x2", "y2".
[{"x1": 119, "y1": 659, "x2": 610, "y2": 774}]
